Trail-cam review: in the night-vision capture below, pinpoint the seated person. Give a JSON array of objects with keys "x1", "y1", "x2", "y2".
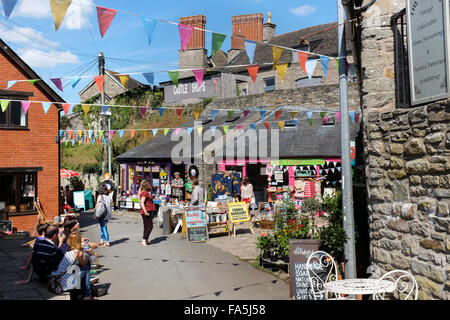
[
  {"x1": 31, "y1": 225, "x2": 65, "y2": 283},
  {"x1": 15, "y1": 223, "x2": 49, "y2": 285},
  {"x1": 51, "y1": 232, "x2": 96, "y2": 300}
]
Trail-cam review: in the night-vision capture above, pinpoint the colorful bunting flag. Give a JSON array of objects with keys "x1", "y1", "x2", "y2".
[
  {"x1": 51, "y1": 78, "x2": 63, "y2": 92},
  {"x1": 42, "y1": 102, "x2": 51, "y2": 114},
  {"x1": 350, "y1": 111, "x2": 356, "y2": 123},
  {"x1": 236, "y1": 124, "x2": 243, "y2": 132},
  {"x1": 290, "y1": 111, "x2": 298, "y2": 120},
  {"x1": 264, "y1": 122, "x2": 270, "y2": 131},
  {"x1": 193, "y1": 109, "x2": 201, "y2": 120},
  {"x1": 213, "y1": 79, "x2": 217, "y2": 92},
  {"x1": 2, "y1": 0, "x2": 18, "y2": 18},
  {"x1": 164, "y1": 128, "x2": 170, "y2": 136},
  {"x1": 7, "y1": 80, "x2": 16, "y2": 89},
  {"x1": 59, "y1": 130, "x2": 63, "y2": 137},
  {"x1": 143, "y1": 72, "x2": 154, "y2": 85},
  {"x1": 211, "y1": 109, "x2": 219, "y2": 120},
  {"x1": 336, "y1": 58, "x2": 340, "y2": 73},
  {"x1": 21, "y1": 101, "x2": 31, "y2": 114},
  {"x1": 323, "y1": 116, "x2": 329, "y2": 125},
  {"x1": 336, "y1": 112, "x2": 341, "y2": 123},
  {"x1": 119, "y1": 75, "x2": 130, "y2": 88},
  {"x1": 293, "y1": 119, "x2": 299, "y2": 128},
  {"x1": 101, "y1": 105, "x2": 110, "y2": 114},
  {"x1": 320, "y1": 112, "x2": 327, "y2": 119},
  {"x1": 130, "y1": 130, "x2": 135, "y2": 139},
  {"x1": 250, "y1": 123, "x2": 256, "y2": 130},
  {"x1": 243, "y1": 110, "x2": 250, "y2": 119},
  {"x1": 175, "y1": 128, "x2": 181, "y2": 135},
  {"x1": 82, "y1": 104, "x2": 90, "y2": 116},
  {"x1": 305, "y1": 59, "x2": 318, "y2": 79},
  {"x1": 223, "y1": 125, "x2": 229, "y2": 134},
  {"x1": 298, "y1": 52, "x2": 308, "y2": 73},
  {"x1": 29, "y1": 79, "x2": 38, "y2": 85},
  {"x1": 210, "y1": 126, "x2": 216, "y2": 135},
  {"x1": 176, "y1": 108, "x2": 183, "y2": 119},
  {"x1": 247, "y1": 65, "x2": 259, "y2": 84},
  {"x1": 320, "y1": 56, "x2": 330, "y2": 78},
  {"x1": 192, "y1": 69, "x2": 205, "y2": 88},
  {"x1": 227, "y1": 110, "x2": 235, "y2": 119},
  {"x1": 94, "y1": 75, "x2": 104, "y2": 93},
  {"x1": 109, "y1": 130, "x2": 114, "y2": 139},
  {"x1": 244, "y1": 40, "x2": 257, "y2": 64},
  {"x1": 187, "y1": 128, "x2": 193, "y2": 136},
  {"x1": 168, "y1": 71, "x2": 179, "y2": 86},
  {"x1": 71, "y1": 78, "x2": 81, "y2": 88},
  {"x1": 139, "y1": 106, "x2": 147, "y2": 118},
  {"x1": 275, "y1": 110, "x2": 282, "y2": 121},
  {"x1": 152, "y1": 129, "x2": 158, "y2": 136},
  {"x1": 119, "y1": 130, "x2": 124, "y2": 138},
  {"x1": 355, "y1": 113, "x2": 360, "y2": 123},
  {"x1": 1, "y1": 100, "x2": 9, "y2": 112},
  {"x1": 96, "y1": 6, "x2": 117, "y2": 37},
  {"x1": 275, "y1": 63, "x2": 288, "y2": 83},
  {"x1": 88, "y1": 130, "x2": 93, "y2": 138},
  {"x1": 197, "y1": 127, "x2": 203, "y2": 136},
  {"x1": 50, "y1": 0, "x2": 72, "y2": 31},
  {"x1": 259, "y1": 110, "x2": 267, "y2": 120},
  {"x1": 62, "y1": 103, "x2": 71, "y2": 116},
  {"x1": 211, "y1": 33, "x2": 226, "y2": 57},
  {"x1": 68, "y1": 130, "x2": 73, "y2": 139},
  {"x1": 273, "y1": 47, "x2": 284, "y2": 67},
  {"x1": 278, "y1": 121, "x2": 285, "y2": 131},
  {"x1": 178, "y1": 24, "x2": 194, "y2": 52},
  {"x1": 306, "y1": 111, "x2": 313, "y2": 127},
  {"x1": 141, "y1": 17, "x2": 158, "y2": 46},
  {"x1": 158, "y1": 108, "x2": 165, "y2": 118},
  {"x1": 144, "y1": 131, "x2": 147, "y2": 137}
]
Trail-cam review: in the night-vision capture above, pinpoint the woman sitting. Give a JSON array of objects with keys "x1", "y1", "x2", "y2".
[{"x1": 51, "y1": 231, "x2": 96, "y2": 300}]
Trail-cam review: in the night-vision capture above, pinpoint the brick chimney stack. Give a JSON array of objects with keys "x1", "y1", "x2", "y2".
[
  {"x1": 228, "y1": 13, "x2": 263, "y2": 63},
  {"x1": 263, "y1": 11, "x2": 276, "y2": 42},
  {"x1": 178, "y1": 15, "x2": 208, "y2": 79}
]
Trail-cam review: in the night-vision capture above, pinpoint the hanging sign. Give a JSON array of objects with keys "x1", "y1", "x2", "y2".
[{"x1": 406, "y1": 0, "x2": 450, "y2": 105}]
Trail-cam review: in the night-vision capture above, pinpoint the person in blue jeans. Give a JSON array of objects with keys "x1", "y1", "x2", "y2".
[{"x1": 96, "y1": 186, "x2": 112, "y2": 247}]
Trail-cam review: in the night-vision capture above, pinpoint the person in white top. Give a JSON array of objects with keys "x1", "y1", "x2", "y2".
[{"x1": 240, "y1": 177, "x2": 255, "y2": 207}]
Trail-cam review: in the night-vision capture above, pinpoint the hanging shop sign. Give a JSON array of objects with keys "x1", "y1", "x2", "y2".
[
  {"x1": 270, "y1": 159, "x2": 325, "y2": 166},
  {"x1": 406, "y1": 0, "x2": 450, "y2": 105}
]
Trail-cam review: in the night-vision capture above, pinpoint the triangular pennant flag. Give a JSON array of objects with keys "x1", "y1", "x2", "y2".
[
  {"x1": 2, "y1": 0, "x2": 18, "y2": 18},
  {"x1": 309, "y1": 119, "x2": 314, "y2": 127},
  {"x1": 71, "y1": 78, "x2": 81, "y2": 88},
  {"x1": 88, "y1": 130, "x2": 93, "y2": 138},
  {"x1": 49, "y1": 0, "x2": 72, "y2": 31},
  {"x1": 72, "y1": 140, "x2": 75, "y2": 146},
  {"x1": 243, "y1": 110, "x2": 250, "y2": 119},
  {"x1": 194, "y1": 109, "x2": 201, "y2": 120},
  {"x1": 320, "y1": 56, "x2": 330, "y2": 78},
  {"x1": 325, "y1": 169, "x2": 329, "y2": 174},
  {"x1": 187, "y1": 128, "x2": 193, "y2": 136},
  {"x1": 103, "y1": 138, "x2": 107, "y2": 145},
  {"x1": 168, "y1": 71, "x2": 179, "y2": 87},
  {"x1": 176, "y1": 108, "x2": 183, "y2": 119},
  {"x1": 21, "y1": 101, "x2": 31, "y2": 114},
  {"x1": 144, "y1": 131, "x2": 147, "y2": 138},
  {"x1": 350, "y1": 111, "x2": 356, "y2": 123},
  {"x1": 7, "y1": 80, "x2": 17, "y2": 89},
  {"x1": 119, "y1": 75, "x2": 130, "y2": 89},
  {"x1": 305, "y1": 59, "x2": 318, "y2": 79},
  {"x1": 130, "y1": 130, "x2": 135, "y2": 139},
  {"x1": 259, "y1": 110, "x2": 267, "y2": 120},
  {"x1": 337, "y1": 167, "x2": 341, "y2": 172},
  {"x1": 223, "y1": 125, "x2": 229, "y2": 134},
  {"x1": 250, "y1": 123, "x2": 256, "y2": 130},
  {"x1": 158, "y1": 108, "x2": 165, "y2": 118},
  {"x1": 143, "y1": 72, "x2": 154, "y2": 85},
  {"x1": 1, "y1": 100, "x2": 9, "y2": 112},
  {"x1": 227, "y1": 110, "x2": 235, "y2": 119},
  {"x1": 355, "y1": 113, "x2": 360, "y2": 123},
  {"x1": 323, "y1": 116, "x2": 329, "y2": 125},
  {"x1": 264, "y1": 122, "x2": 270, "y2": 131},
  {"x1": 211, "y1": 32, "x2": 226, "y2": 57},
  {"x1": 275, "y1": 110, "x2": 283, "y2": 121},
  {"x1": 152, "y1": 129, "x2": 158, "y2": 136},
  {"x1": 331, "y1": 168, "x2": 335, "y2": 173},
  {"x1": 164, "y1": 128, "x2": 170, "y2": 136},
  {"x1": 273, "y1": 47, "x2": 284, "y2": 66},
  {"x1": 197, "y1": 127, "x2": 203, "y2": 136},
  {"x1": 94, "y1": 75, "x2": 104, "y2": 93},
  {"x1": 42, "y1": 102, "x2": 51, "y2": 114},
  {"x1": 59, "y1": 130, "x2": 63, "y2": 137},
  {"x1": 82, "y1": 104, "x2": 90, "y2": 116},
  {"x1": 290, "y1": 111, "x2": 298, "y2": 120},
  {"x1": 62, "y1": 103, "x2": 71, "y2": 116},
  {"x1": 51, "y1": 78, "x2": 63, "y2": 92},
  {"x1": 101, "y1": 105, "x2": 110, "y2": 114},
  {"x1": 320, "y1": 112, "x2": 327, "y2": 119},
  {"x1": 213, "y1": 79, "x2": 217, "y2": 91},
  {"x1": 139, "y1": 106, "x2": 147, "y2": 119},
  {"x1": 141, "y1": 17, "x2": 158, "y2": 46},
  {"x1": 236, "y1": 124, "x2": 243, "y2": 132},
  {"x1": 119, "y1": 130, "x2": 124, "y2": 138},
  {"x1": 278, "y1": 121, "x2": 285, "y2": 131},
  {"x1": 68, "y1": 130, "x2": 73, "y2": 139},
  {"x1": 247, "y1": 65, "x2": 259, "y2": 84},
  {"x1": 96, "y1": 6, "x2": 117, "y2": 37},
  {"x1": 336, "y1": 58, "x2": 340, "y2": 73},
  {"x1": 65, "y1": 140, "x2": 68, "y2": 146},
  {"x1": 178, "y1": 24, "x2": 194, "y2": 52},
  {"x1": 326, "y1": 161, "x2": 330, "y2": 166},
  {"x1": 211, "y1": 109, "x2": 219, "y2": 120},
  {"x1": 192, "y1": 69, "x2": 205, "y2": 88},
  {"x1": 336, "y1": 112, "x2": 341, "y2": 123},
  {"x1": 77, "y1": 130, "x2": 83, "y2": 139},
  {"x1": 109, "y1": 130, "x2": 114, "y2": 139},
  {"x1": 298, "y1": 52, "x2": 308, "y2": 73},
  {"x1": 306, "y1": 111, "x2": 313, "y2": 121},
  {"x1": 91, "y1": 138, "x2": 95, "y2": 145},
  {"x1": 29, "y1": 79, "x2": 38, "y2": 85},
  {"x1": 175, "y1": 128, "x2": 181, "y2": 135},
  {"x1": 244, "y1": 40, "x2": 257, "y2": 64},
  {"x1": 276, "y1": 63, "x2": 288, "y2": 83},
  {"x1": 210, "y1": 126, "x2": 216, "y2": 135},
  {"x1": 98, "y1": 130, "x2": 103, "y2": 138}
]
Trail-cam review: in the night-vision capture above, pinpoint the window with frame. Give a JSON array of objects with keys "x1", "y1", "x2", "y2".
[
  {"x1": 0, "y1": 172, "x2": 37, "y2": 215},
  {"x1": 0, "y1": 100, "x2": 28, "y2": 128},
  {"x1": 264, "y1": 77, "x2": 275, "y2": 92}
]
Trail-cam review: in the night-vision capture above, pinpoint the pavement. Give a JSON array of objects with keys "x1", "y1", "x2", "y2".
[{"x1": 0, "y1": 209, "x2": 289, "y2": 300}]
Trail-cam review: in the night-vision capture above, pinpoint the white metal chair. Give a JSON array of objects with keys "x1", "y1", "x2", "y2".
[
  {"x1": 306, "y1": 250, "x2": 346, "y2": 300},
  {"x1": 372, "y1": 270, "x2": 419, "y2": 300}
]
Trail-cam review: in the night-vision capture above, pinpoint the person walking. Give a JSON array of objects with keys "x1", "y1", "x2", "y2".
[
  {"x1": 95, "y1": 186, "x2": 112, "y2": 247},
  {"x1": 240, "y1": 177, "x2": 255, "y2": 207},
  {"x1": 191, "y1": 180, "x2": 204, "y2": 205},
  {"x1": 139, "y1": 180, "x2": 156, "y2": 246}
]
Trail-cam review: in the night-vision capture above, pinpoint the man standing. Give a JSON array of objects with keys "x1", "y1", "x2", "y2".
[
  {"x1": 191, "y1": 180, "x2": 204, "y2": 206},
  {"x1": 171, "y1": 172, "x2": 184, "y2": 201}
]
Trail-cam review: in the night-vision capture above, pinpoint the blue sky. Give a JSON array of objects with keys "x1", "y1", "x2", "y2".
[{"x1": 0, "y1": 0, "x2": 339, "y2": 108}]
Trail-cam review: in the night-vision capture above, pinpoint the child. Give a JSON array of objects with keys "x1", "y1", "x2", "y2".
[{"x1": 15, "y1": 223, "x2": 49, "y2": 285}]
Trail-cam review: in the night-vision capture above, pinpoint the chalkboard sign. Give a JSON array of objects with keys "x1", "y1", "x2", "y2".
[
  {"x1": 187, "y1": 226, "x2": 208, "y2": 243},
  {"x1": 227, "y1": 202, "x2": 250, "y2": 223},
  {"x1": 0, "y1": 220, "x2": 13, "y2": 233},
  {"x1": 289, "y1": 240, "x2": 323, "y2": 300}
]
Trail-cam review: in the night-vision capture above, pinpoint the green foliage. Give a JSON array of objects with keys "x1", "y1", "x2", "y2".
[{"x1": 301, "y1": 197, "x2": 321, "y2": 214}]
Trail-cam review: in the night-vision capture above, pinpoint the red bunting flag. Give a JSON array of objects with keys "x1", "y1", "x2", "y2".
[
  {"x1": 68, "y1": 130, "x2": 73, "y2": 139},
  {"x1": 264, "y1": 122, "x2": 270, "y2": 131},
  {"x1": 94, "y1": 76, "x2": 104, "y2": 93},
  {"x1": 298, "y1": 52, "x2": 308, "y2": 73},
  {"x1": 355, "y1": 113, "x2": 360, "y2": 123},
  {"x1": 247, "y1": 65, "x2": 259, "y2": 84},
  {"x1": 62, "y1": 103, "x2": 71, "y2": 116},
  {"x1": 96, "y1": 6, "x2": 117, "y2": 37},
  {"x1": 176, "y1": 108, "x2": 183, "y2": 119},
  {"x1": 275, "y1": 110, "x2": 282, "y2": 121},
  {"x1": 130, "y1": 130, "x2": 135, "y2": 139}
]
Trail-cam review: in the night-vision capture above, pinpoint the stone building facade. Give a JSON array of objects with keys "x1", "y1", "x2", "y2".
[{"x1": 354, "y1": 0, "x2": 449, "y2": 299}]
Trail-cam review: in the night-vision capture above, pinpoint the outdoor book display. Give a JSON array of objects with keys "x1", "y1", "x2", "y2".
[
  {"x1": 206, "y1": 201, "x2": 232, "y2": 237},
  {"x1": 227, "y1": 202, "x2": 255, "y2": 238}
]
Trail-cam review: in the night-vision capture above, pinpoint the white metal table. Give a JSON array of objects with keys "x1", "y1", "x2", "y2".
[{"x1": 323, "y1": 279, "x2": 396, "y2": 297}]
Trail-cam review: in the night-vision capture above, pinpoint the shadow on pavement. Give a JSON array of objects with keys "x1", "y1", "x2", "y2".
[
  {"x1": 150, "y1": 236, "x2": 167, "y2": 245},
  {"x1": 109, "y1": 238, "x2": 129, "y2": 246}
]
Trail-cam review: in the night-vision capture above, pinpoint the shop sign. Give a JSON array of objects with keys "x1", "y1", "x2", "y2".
[
  {"x1": 270, "y1": 159, "x2": 325, "y2": 166},
  {"x1": 295, "y1": 169, "x2": 315, "y2": 177},
  {"x1": 185, "y1": 182, "x2": 193, "y2": 192},
  {"x1": 227, "y1": 202, "x2": 251, "y2": 223},
  {"x1": 407, "y1": 0, "x2": 450, "y2": 105},
  {"x1": 184, "y1": 206, "x2": 208, "y2": 243}
]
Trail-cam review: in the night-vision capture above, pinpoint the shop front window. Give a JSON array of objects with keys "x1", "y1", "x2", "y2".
[{"x1": 0, "y1": 172, "x2": 37, "y2": 215}]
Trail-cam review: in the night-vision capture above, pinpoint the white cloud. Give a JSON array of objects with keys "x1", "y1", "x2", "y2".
[
  {"x1": 13, "y1": 0, "x2": 51, "y2": 19},
  {"x1": 18, "y1": 48, "x2": 80, "y2": 68},
  {"x1": 0, "y1": 24, "x2": 59, "y2": 50},
  {"x1": 290, "y1": 5, "x2": 317, "y2": 16}
]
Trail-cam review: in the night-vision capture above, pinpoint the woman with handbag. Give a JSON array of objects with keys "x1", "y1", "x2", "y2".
[
  {"x1": 139, "y1": 180, "x2": 156, "y2": 247},
  {"x1": 95, "y1": 186, "x2": 112, "y2": 247},
  {"x1": 50, "y1": 232, "x2": 96, "y2": 300}
]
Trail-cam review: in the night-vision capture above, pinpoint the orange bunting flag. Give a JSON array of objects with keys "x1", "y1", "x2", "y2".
[
  {"x1": 290, "y1": 111, "x2": 298, "y2": 120},
  {"x1": 247, "y1": 65, "x2": 259, "y2": 84},
  {"x1": 94, "y1": 76, "x2": 104, "y2": 93},
  {"x1": 275, "y1": 110, "x2": 282, "y2": 121},
  {"x1": 96, "y1": 6, "x2": 117, "y2": 38},
  {"x1": 62, "y1": 103, "x2": 71, "y2": 116},
  {"x1": 176, "y1": 108, "x2": 183, "y2": 119},
  {"x1": 298, "y1": 52, "x2": 308, "y2": 73},
  {"x1": 130, "y1": 130, "x2": 135, "y2": 139},
  {"x1": 264, "y1": 122, "x2": 270, "y2": 131},
  {"x1": 275, "y1": 63, "x2": 288, "y2": 83}
]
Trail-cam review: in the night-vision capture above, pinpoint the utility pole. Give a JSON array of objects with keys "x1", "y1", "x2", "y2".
[
  {"x1": 99, "y1": 52, "x2": 107, "y2": 178},
  {"x1": 337, "y1": 0, "x2": 357, "y2": 279}
]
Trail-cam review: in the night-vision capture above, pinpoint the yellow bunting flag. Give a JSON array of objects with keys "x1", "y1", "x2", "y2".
[
  {"x1": 77, "y1": 130, "x2": 83, "y2": 138},
  {"x1": 82, "y1": 104, "x2": 90, "y2": 116},
  {"x1": 197, "y1": 127, "x2": 203, "y2": 136},
  {"x1": 194, "y1": 109, "x2": 201, "y2": 120},
  {"x1": 278, "y1": 121, "x2": 285, "y2": 131},
  {"x1": 119, "y1": 75, "x2": 130, "y2": 88},
  {"x1": 275, "y1": 63, "x2": 288, "y2": 83},
  {"x1": 144, "y1": 130, "x2": 147, "y2": 137},
  {"x1": 290, "y1": 111, "x2": 298, "y2": 120},
  {"x1": 50, "y1": 0, "x2": 72, "y2": 31},
  {"x1": 273, "y1": 46, "x2": 284, "y2": 68}
]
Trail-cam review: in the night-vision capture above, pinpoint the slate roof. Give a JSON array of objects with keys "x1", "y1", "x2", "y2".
[{"x1": 79, "y1": 69, "x2": 144, "y2": 97}]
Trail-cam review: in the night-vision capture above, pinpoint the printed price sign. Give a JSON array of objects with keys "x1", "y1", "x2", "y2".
[{"x1": 227, "y1": 202, "x2": 250, "y2": 223}]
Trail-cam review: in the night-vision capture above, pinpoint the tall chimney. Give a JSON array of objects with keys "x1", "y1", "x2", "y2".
[
  {"x1": 228, "y1": 13, "x2": 263, "y2": 62},
  {"x1": 263, "y1": 11, "x2": 276, "y2": 42},
  {"x1": 178, "y1": 15, "x2": 207, "y2": 78}
]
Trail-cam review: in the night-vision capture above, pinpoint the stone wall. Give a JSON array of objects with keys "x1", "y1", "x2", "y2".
[{"x1": 359, "y1": 0, "x2": 449, "y2": 300}]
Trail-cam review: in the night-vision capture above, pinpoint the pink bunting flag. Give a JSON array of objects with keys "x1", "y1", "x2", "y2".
[
  {"x1": 323, "y1": 116, "x2": 329, "y2": 125},
  {"x1": 213, "y1": 79, "x2": 217, "y2": 91},
  {"x1": 109, "y1": 130, "x2": 114, "y2": 139},
  {"x1": 193, "y1": 69, "x2": 205, "y2": 87},
  {"x1": 94, "y1": 75, "x2": 104, "y2": 93},
  {"x1": 21, "y1": 101, "x2": 31, "y2": 114},
  {"x1": 140, "y1": 106, "x2": 147, "y2": 118},
  {"x1": 96, "y1": 6, "x2": 117, "y2": 38},
  {"x1": 178, "y1": 24, "x2": 194, "y2": 52},
  {"x1": 175, "y1": 128, "x2": 181, "y2": 135},
  {"x1": 236, "y1": 124, "x2": 243, "y2": 132},
  {"x1": 51, "y1": 78, "x2": 63, "y2": 92},
  {"x1": 336, "y1": 112, "x2": 341, "y2": 123}
]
